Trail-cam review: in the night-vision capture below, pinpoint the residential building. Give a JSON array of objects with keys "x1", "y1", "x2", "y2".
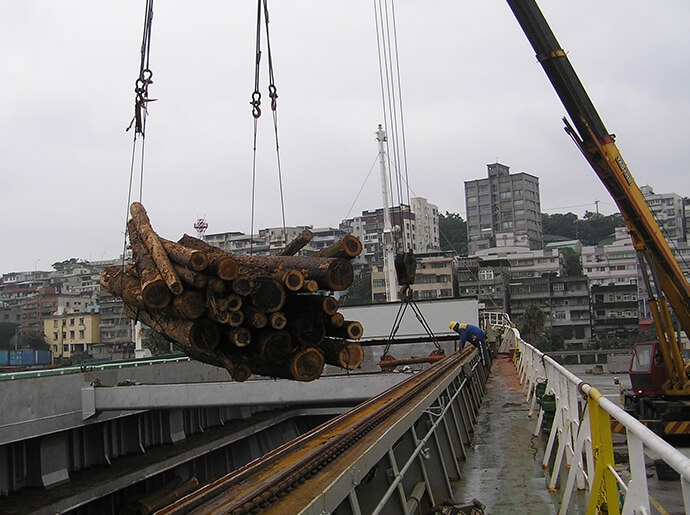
[
  {"x1": 640, "y1": 185, "x2": 686, "y2": 242},
  {"x1": 341, "y1": 205, "x2": 416, "y2": 266},
  {"x1": 509, "y1": 274, "x2": 591, "y2": 347},
  {"x1": 409, "y1": 197, "x2": 440, "y2": 253},
  {"x1": 371, "y1": 252, "x2": 455, "y2": 303},
  {"x1": 590, "y1": 283, "x2": 639, "y2": 342},
  {"x1": 204, "y1": 226, "x2": 348, "y2": 256},
  {"x1": 44, "y1": 312, "x2": 101, "y2": 359},
  {"x1": 465, "y1": 162, "x2": 543, "y2": 254},
  {"x1": 455, "y1": 256, "x2": 511, "y2": 312}
]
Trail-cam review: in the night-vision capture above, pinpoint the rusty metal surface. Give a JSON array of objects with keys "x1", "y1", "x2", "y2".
[{"x1": 157, "y1": 346, "x2": 476, "y2": 514}]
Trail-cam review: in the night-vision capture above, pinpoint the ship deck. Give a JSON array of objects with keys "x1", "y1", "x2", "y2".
[{"x1": 457, "y1": 353, "x2": 686, "y2": 515}]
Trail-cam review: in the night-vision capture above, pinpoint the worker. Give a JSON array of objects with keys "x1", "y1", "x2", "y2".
[{"x1": 449, "y1": 321, "x2": 487, "y2": 366}]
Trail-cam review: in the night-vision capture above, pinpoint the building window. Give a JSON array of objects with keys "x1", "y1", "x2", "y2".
[
  {"x1": 79, "y1": 330, "x2": 85, "y2": 339},
  {"x1": 478, "y1": 269, "x2": 494, "y2": 281},
  {"x1": 53, "y1": 320, "x2": 58, "y2": 328},
  {"x1": 53, "y1": 332, "x2": 58, "y2": 341}
]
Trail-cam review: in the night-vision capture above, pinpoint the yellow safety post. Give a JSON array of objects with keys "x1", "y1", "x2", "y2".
[{"x1": 586, "y1": 387, "x2": 620, "y2": 515}]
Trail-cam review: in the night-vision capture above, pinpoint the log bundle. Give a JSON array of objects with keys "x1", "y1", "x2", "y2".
[{"x1": 100, "y1": 203, "x2": 365, "y2": 382}]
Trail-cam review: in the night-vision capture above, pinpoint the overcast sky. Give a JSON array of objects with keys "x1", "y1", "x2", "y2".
[{"x1": 1, "y1": 1, "x2": 688, "y2": 274}]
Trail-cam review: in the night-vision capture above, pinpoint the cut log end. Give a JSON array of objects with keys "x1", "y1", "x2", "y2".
[
  {"x1": 289, "y1": 347, "x2": 325, "y2": 382},
  {"x1": 142, "y1": 280, "x2": 171, "y2": 310},
  {"x1": 283, "y1": 269, "x2": 305, "y2": 291},
  {"x1": 189, "y1": 319, "x2": 220, "y2": 351}
]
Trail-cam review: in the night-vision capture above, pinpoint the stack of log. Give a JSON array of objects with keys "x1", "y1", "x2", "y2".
[{"x1": 100, "y1": 202, "x2": 365, "y2": 382}]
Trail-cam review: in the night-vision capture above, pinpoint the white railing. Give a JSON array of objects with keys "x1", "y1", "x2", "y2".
[{"x1": 515, "y1": 335, "x2": 690, "y2": 515}]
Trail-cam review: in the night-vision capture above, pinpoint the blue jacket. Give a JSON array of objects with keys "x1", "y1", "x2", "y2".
[{"x1": 454, "y1": 323, "x2": 486, "y2": 347}]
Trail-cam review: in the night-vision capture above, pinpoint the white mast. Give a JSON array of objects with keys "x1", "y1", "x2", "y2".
[{"x1": 376, "y1": 124, "x2": 398, "y2": 302}]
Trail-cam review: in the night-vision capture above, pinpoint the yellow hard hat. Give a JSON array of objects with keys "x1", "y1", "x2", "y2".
[{"x1": 449, "y1": 321, "x2": 458, "y2": 331}]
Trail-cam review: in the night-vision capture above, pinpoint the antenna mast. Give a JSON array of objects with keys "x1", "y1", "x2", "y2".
[{"x1": 376, "y1": 125, "x2": 398, "y2": 302}]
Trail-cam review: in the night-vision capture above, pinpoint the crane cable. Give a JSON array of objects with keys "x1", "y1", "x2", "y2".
[
  {"x1": 249, "y1": 0, "x2": 286, "y2": 255},
  {"x1": 374, "y1": 0, "x2": 411, "y2": 252},
  {"x1": 122, "y1": 0, "x2": 155, "y2": 269}
]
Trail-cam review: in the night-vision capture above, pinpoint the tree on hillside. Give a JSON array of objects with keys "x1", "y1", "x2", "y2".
[
  {"x1": 542, "y1": 212, "x2": 578, "y2": 239},
  {"x1": 576, "y1": 211, "x2": 625, "y2": 245},
  {"x1": 18, "y1": 330, "x2": 49, "y2": 350},
  {"x1": 439, "y1": 212, "x2": 467, "y2": 255},
  {"x1": 516, "y1": 304, "x2": 547, "y2": 344},
  {"x1": 0, "y1": 322, "x2": 19, "y2": 350},
  {"x1": 339, "y1": 267, "x2": 372, "y2": 306},
  {"x1": 561, "y1": 247, "x2": 583, "y2": 277}
]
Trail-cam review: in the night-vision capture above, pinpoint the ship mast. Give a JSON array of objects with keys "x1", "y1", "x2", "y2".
[{"x1": 376, "y1": 125, "x2": 398, "y2": 302}]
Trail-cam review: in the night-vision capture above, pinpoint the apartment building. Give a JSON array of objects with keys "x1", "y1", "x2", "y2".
[
  {"x1": 640, "y1": 185, "x2": 687, "y2": 242},
  {"x1": 465, "y1": 163, "x2": 543, "y2": 254},
  {"x1": 44, "y1": 312, "x2": 101, "y2": 359},
  {"x1": 590, "y1": 283, "x2": 639, "y2": 342},
  {"x1": 509, "y1": 274, "x2": 591, "y2": 347}
]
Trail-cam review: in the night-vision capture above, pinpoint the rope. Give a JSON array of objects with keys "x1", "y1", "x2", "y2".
[
  {"x1": 122, "y1": 0, "x2": 155, "y2": 270},
  {"x1": 249, "y1": 0, "x2": 287, "y2": 254},
  {"x1": 373, "y1": 0, "x2": 412, "y2": 252}
]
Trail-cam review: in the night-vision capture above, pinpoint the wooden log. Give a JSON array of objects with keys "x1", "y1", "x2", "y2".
[
  {"x1": 172, "y1": 262, "x2": 208, "y2": 289},
  {"x1": 122, "y1": 304, "x2": 220, "y2": 353},
  {"x1": 128, "y1": 221, "x2": 171, "y2": 309},
  {"x1": 217, "y1": 352, "x2": 252, "y2": 382},
  {"x1": 288, "y1": 347, "x2": 325, "y2": 382},
  {"x1": 243, "y1": 305, "x2": 267, "y2": 329},
  {"x1": 177, "y1": 234, "x2": 238, "y2": 281},
  {"x1": 288, "y1": 310, "x2": 326, "y2": 347},
  {"x1": 313, "y1": 235, "x2": 362, "y2": 259},
  {"x1": 207, "y1": 277, "x2": 226, "y2": 294},
  {"x1": 329, "y1": 312, "x2": 345, "y2": 328},
  {"x1": 253, "y1": 329, "x2": 295, "y2": 364},
  {"x1": 231, "y1": 274, "x2": 254, "y2": 296},
  {"x1": 277, "y1": 229, "x2": 313, "y2": 256},
  {"x1": 249, "y1": 277, "x2": 286, "y2": 313},
  {"x1": 160, "y1": 237, "x2": 208, "y2": 272},
  {"x1": 100, "y1": 266, "x2": 145, "y2": 309},
  {"x1": 226, "y1": 294, "x2": 243, "y2": 312},
  {"x1": 316, "y1": 337, "x2": 365, "y2": 370},
  {"x1": 226, "y1": 327, "x2": 252, "y2": 348},
  {"x1": 236, "y1": 255, "x2": 353, "y2": 291},
  {"x1": 129, "y1": 202, "x2": 183, "y2": 295},
  {"x1": 302, "y1": 280, "x2": 319, "y2": 293},
  {"x1": 171, "y1": 290, "x2": 205, "y2": 320},
  {"x1": 326, "y1": 320, "x2": 364, "y2": 340},
  {"x1": 251, "y1": 346, "x2": 324, "y2": 382},
  {"x1": 290, "y1": 294, "x2": 339, "y2": 316},
  {"x1": 281, "y1": 269, "x2": 305, "y2": 292},
  {"x1": 227, "y1": 310, "x2": 244, "y2": 327},
  {"x1": 207, "y1": 309, "x2": 230, "y2": 325},
  {"x1": 268, "y1": 311, "x2": 287, "y2": 330}
]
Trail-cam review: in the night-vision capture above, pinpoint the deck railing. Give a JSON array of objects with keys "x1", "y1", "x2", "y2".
[{"x1": 515, "y1": 335, "x2": 690, "y2": 515}]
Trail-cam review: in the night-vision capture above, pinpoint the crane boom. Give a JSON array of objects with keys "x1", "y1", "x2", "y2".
[{"x1": 506, "y1": 0, "x2": 690, "y2": 399}]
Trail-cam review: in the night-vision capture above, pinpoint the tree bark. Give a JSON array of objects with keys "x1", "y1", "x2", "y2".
[
  {"x1": 313, "y1": 235, "x2": 362, "y2": 259},
  {"x1": 128, "y1": 222, "x2": 171, "y2": 309},
  {"x1": 235, "y1": 255, "x2": 353, "y2": 291},
  {"x1": 122, "y1": 304, "x2": 220, "y2": 354},
  {"x1": 160, "y1": 237, "x2": 208, "y2": 272},
  {"x1": 177, "y1": 234, "x2": 238, "y2": 281},
  {"x1": 130, "y1": 202, "x2": 183, "y2": 295},
  {"x1": 172, "y1": 262, "x2": 208, "y2": 290},
  {"x1": 326, "y1": 320, "x2": 364, "y2": 340},
  {"x1": 277, "y1": 229, "x2": 313, "y2": 256}
]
